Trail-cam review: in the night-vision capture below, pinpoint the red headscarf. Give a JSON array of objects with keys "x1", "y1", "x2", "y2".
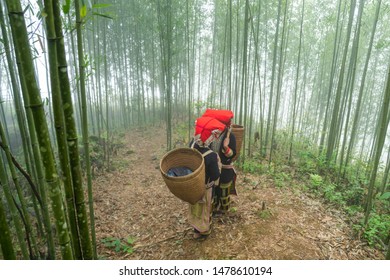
[
  {"x1": 202, "y1": 109, "x2": 234, "y2": 127},
  {"x1": 194, "y1": 116, "x2": 226, "y2": 146}
]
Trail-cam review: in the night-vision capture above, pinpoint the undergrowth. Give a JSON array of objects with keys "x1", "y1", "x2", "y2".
[
  {"x1": 101, "y1": 236, "x2": 135, "y2": 254},
  {"x1": 79, "y1": 131, "x2": 126, "y2": 176},
  {"x1": 240, "y1": 139, "x2": 390, "y2": 253}
]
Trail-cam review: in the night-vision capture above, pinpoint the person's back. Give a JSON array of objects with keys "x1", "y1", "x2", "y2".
[{"x1": 189, "y1": 140, "x2": 220, "y2": 184}]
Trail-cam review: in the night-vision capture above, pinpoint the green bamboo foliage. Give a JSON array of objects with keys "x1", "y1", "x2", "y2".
[
  {"x1": 157, "y1": 0, "x2": 173, "y2": 150},
  {"x1": 74, "y1": 0, "x2": 96, "y2": 259},
  {"x1": 338, "y1": 0, "x2": 365, "y2": 170},
  {"x1": 269, "y1": 0, "x2": 289, "y2": 164},
  {"x1": 289, "y1": 0, "x2": 305, "y2": 163},
  {"x1": 5, "y1": 0, "x2": 73, "y2": 260},
  {"x1": 53, "y1": 0, "x2": 95, "y2": 259},
  {"x1": 0, "y1": 112, "x2": 39, "y2": 258},
  {"x1": 264, "y1": 0, "x2": 282, "y2": 157},
  {"x1": 344, "y1": 0, "x2": 381, "y2": 173},
  {"x1": 227, "y1": 0, "x2": 233, "y2": 109},
  {"x1": 247, "y1": 0, "x2": 262, "y2": 157},
  {"x1": 42, "y1": 0, "x2": 82, "y2": 259},
  {"x1": 186, "y1": 0, "x2": 192, "y2": 139},
  {"x1": 0, "y1": 9, "x2": 56, "y2": 257},
  {"x1": 319, "y1": 0, "x2": 343, "y2": 155},
  {"x1": 238, "y1": 0, "x2": 250, "y2": 162},
  {"x1": 0, "y1": 1, "x2": 33, "y2": 183},
  {"x1": 103, "y1": 23, "x2": 111, "y2": 169},
  {"x1": 1, "y1": 0, "x2": 390, "y2": 260},
  {"x1": 0, "y1": 2, "x2": 29, "y2": 259},
  {"x1": 0, "y1": 191, "x2": 16, "y2": 260},
  {"x1": 364, "y1": 63, "x2": 390, "y2": 224},
  {"x1": 380, "y1": 144, "x2": 390, "y2": 195},
  {"x1": 166, "y1": 0, "x2": 173, "y2": 151},
  {"x1": 0, "y1": 146, "x2": 28, "y2": 260},
  {"x1": 326, "y1": 0, "x2": 357, "y2": 162}
]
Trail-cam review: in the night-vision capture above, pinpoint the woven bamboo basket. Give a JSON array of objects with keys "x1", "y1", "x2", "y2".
[
  {"x1": 160, "y1": 148, "x2": 205, "y2": 204},
  {"x1": 231, "y1": 124, "x2": 244, "y2": 162}
]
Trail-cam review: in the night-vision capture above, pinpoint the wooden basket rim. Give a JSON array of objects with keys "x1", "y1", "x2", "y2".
[{"x1": 160, "y1": 147, "x2": 204, "y2": 180}]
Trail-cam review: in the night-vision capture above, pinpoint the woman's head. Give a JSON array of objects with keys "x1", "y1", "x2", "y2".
[
  {"x1": 194, "y1": 116, "x2": 226, "y2": 147},
  {"x1": 202, "y1": 108, "x2": 234, "y2": 128}
]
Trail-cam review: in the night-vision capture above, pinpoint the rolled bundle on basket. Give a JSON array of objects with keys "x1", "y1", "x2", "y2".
[
  {"x1": 160, "y1": 147, "x2": 205, "y2": 205},
  {"x1": 202, "y1": 109, "x2": 234, "y2": 126},
  {"x1": 231, "y1": 124, "x2": 244, "y2": 162}
]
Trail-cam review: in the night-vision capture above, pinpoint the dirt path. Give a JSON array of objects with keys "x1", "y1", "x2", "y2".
[{"x1": 93, "y1": 127, "x2": 384, "y2": 260}]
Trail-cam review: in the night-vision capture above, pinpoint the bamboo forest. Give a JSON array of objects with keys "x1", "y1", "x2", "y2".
[{"x1": 0, "y1": 0, "x2": 389, "y2": 260}]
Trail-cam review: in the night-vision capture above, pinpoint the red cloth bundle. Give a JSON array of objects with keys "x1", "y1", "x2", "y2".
[
  {"x1": 202, "y1": 109, "x2": 234, "y2": 127},
  {"x1": 194, "y1": 116, "x2": 226, "y2": 146}
]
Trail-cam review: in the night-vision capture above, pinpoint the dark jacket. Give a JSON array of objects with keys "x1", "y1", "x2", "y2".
[
  {"x1": 190, "y1": 142, "x2": 220, "y2": 184},
  {"x1": 219, "y1": 132, "x2": 236, "y2": 184}
]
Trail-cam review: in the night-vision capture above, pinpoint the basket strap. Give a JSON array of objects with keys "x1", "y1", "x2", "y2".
[{"x1": 202, "y1": 149, "x2": 213, "y2": 158}]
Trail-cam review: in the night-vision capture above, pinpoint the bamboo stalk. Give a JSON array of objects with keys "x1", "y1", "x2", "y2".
[
  {"x1": 0, "y1": 191, "x2": 16, "y2": 259},
  {"x1": 5, "y1": 0, "x2": 73, "y2": 259},
  {"x1": 74, "y1": 0, "x2": 96, "y2": 259}
]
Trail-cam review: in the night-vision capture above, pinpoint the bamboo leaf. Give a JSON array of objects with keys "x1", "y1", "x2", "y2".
[
  {"x1": 92, "y1": 12, "x2": 114, "y2": 20},
  {"x1": 80, "y1": 5, "x2": 88, "y2": 18},
  {"x1": 62, "y1": 0, "x2": 71, "y2": 14},
  {"x1": 22, "y1": 4, "x2": 29, "y2": 15},
  {"x1": 92, "y1": 4, "x2": 112, "y2": 9},
  {"x1": 379, "y1": 192, "x2": 390, "y2": 200}
]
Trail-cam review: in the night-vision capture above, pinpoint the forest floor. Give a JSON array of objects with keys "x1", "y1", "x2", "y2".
[{"x1": 93, "y1": 126, "x2": 384, "y2": 260}]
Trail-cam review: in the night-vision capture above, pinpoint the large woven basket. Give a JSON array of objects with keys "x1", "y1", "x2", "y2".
[
  {"x1": 231, "y1": 124, "x2": 244, "y2": 162},
  {"x1": 160, "y1": 148, "x2": 205, "y2": 204}
]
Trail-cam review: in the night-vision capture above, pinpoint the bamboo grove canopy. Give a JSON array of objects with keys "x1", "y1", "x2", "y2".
[{"x1": 0, "y1": 0, "x2": 389, "y2": 259}]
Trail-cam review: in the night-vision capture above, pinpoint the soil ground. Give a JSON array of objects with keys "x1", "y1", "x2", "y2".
[{"x1": 93, "y1": 127, "x2": 384, "y2": 260}]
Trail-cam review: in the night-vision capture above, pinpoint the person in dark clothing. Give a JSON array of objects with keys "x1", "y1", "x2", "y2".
[
  {"x1": 190, "y1": 142, "x2": 221, "y2": 184},
  {"x1": 188, "y1": 117, "x2": 224, "y2": 239},
  {"x1": 201, "y1": 109, "x2": 239, "y2": 214},
  {"x1": 219, "y1": 131, "x2": 237, "y2": 183},
  {"x1": 212, "y1": 128, "x2": 237, "y2": 213}
]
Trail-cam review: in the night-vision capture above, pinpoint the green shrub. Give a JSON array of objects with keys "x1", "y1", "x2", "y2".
[
  {"x1": 101, "y1": 236, "x2": 135, "y2": 254},
  {"x1": 345, "y1": 205, "x2": 363, "y2": 216},
  {"x1": 274, "y1": 172, "x2": 291, "y2": 188},
  {"x1": 309, "y1": 174, "x2": 323, "y2": 188},
  {"x1": 242, "y1": 159, "x2": 264, "y2": 174},
  {"x1": 298, "y1": 151, "x2": 317, "y2": 173},
  {"x1": 323, "y1": 183, "x2": 344, "y2": 205},
  {"x1": 344, "y1": 183, "x2": 365, "y2": 206},
  {"x1": 362, "y1": 213, "x2": 390, "y2": 247}
]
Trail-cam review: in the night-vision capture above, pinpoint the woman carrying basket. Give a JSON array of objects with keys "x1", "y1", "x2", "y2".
[
  {"x1": 188, "y1": 116, "x2": 224, "y2": 239},
  {"x1": 202, "y1": 109, "x2": 237, "y2": 214}
]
